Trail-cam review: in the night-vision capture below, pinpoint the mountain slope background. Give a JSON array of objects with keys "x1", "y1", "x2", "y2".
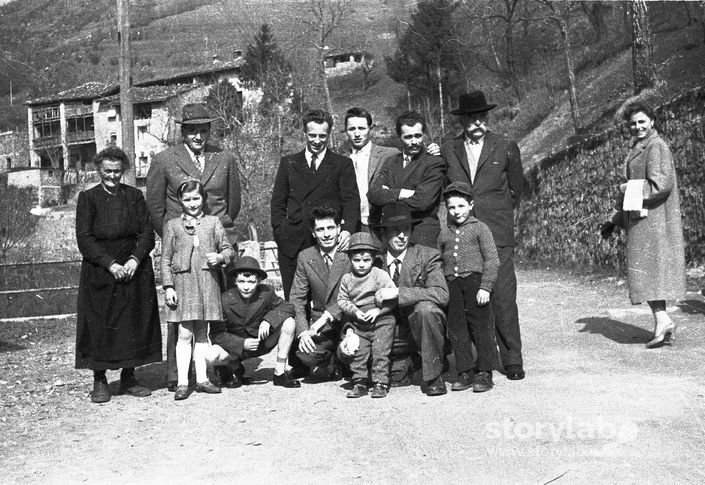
[{"x1": 1, "y1": 0, "x2": 704, "y2": 164}]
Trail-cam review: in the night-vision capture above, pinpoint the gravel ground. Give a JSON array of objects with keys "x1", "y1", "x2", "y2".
[{"x1": 1, "y1": 268, "x2": 705, "y2": 484}]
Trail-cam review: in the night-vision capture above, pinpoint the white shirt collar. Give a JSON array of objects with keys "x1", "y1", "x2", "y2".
[
  {"x1": 320, "y1": 247, "x2": 336, "y2": 259},
  {"x1": 386, "y1": 249, "x2": 407, "y2": 265},
  {"x1": 184, "y1": 143, "x2": 203, "y2": 160},
  {"x1": 306, "y1": 148, "x2": 327, "y2": 167},
  {"x1": 352, "y1": 141, "x2": 372, "y2": 157}
]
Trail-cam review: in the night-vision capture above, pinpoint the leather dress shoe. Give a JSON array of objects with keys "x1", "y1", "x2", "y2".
[
  {"x1": 167, "y1": 381, "x2": 177, "y2": 392},
  {"x1": 287, "y1": 366, "x2": 308, "y2": 380},
  {"x1": 91, "y1": 377, "x2": 111, "y2": 403},
  {"x1": 451, "y1": 371, "x2": 475, "y2": 392},
  {"x1": 119, "y1": 376, "x2": 151, "y2": 397},
  {"x1": 173, "y1": 385, "x2": 190, "y2": 401},
  {"x1": 505, "y1": 365, "x2": 525, "y2": 380},
  {"x1": 216, "y1": 366, "x2": 242, "y2": 388},
  {"x1": 273, "y1": 371, "x2": 301, "y2": 388},
  {"x1": 347, "y1": 382, "x2": 369, "y2": 398},
  {"x1": 425, "y1": 375, "x2": 447, "y2": 396},
  {"x1": 196, "y1": 381, "x2": 222, "y2": 394},
  {"x1": 473, "y1": 371, "x2": 494, "y2": 393},
  {"x1": 370, "y1": 382, "x2": 388, "y2": 398}
]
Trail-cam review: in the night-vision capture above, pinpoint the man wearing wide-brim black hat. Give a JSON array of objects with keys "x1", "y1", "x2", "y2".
[
  {"x1": 441, "y1": 90, "x2": 526, "y2": 381},
  {"x1": 373, "y1": 202, "x2": 449, "y2": 396},
  {"x1": 146, "y1": 102, "x2": 242, "y2": 391}
]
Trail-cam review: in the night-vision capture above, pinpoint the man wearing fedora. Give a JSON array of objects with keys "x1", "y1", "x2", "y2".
[
  {"x1": 367, "y1": 111, "x2": 445, "y2": 248},
  {"x1": 374, "y1": 202, "x2": 449, "y2": 396},
  {"x1": 271, "y1": 109, "x2": 360, "y2": 299},
  {"x1": 146, "y1": 102, "x2": 242, "y2": 391},
  {"x1": 441, "y1": 91, "x2": 525, "y2": 381}
]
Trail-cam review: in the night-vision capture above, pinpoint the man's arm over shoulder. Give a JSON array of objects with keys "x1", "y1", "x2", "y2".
[{"x1": 397, "y1": 246, "x2": 449, "y2": 308}]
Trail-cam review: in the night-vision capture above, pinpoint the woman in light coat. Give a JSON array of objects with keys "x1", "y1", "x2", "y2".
[{"x1": 602, "y1": 102, "x2": 686, "y2": 348}]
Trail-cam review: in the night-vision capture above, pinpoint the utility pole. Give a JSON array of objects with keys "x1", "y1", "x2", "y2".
[{"x1": 117, "y1": 0, "x2": 136, "y2": 184}]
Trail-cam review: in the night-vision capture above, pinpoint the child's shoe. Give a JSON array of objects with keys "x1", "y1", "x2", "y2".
[
  {"x1": 370, "y1": 382, "x2": 388, "y2": 398},
  {"x1": 473, "y1": 371, "x2": 494, "y2": 393},
  {"x1": 174, "y1": 385, "x2": 190, "y2": 400},
  {"x1": 346, "y1": 381, "x2": 368, "y2": 398},
  {"x1": 196, "y1": 381, "x2": 222, "y2": 394},
  {"x1": 273, "y1": 370, "x2": 301, "y2": 388}
]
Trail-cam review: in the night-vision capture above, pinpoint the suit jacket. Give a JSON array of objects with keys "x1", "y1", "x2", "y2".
[
  {"x1": 146, "y1": 143, "x2": 241, "y2": 242},
  {"x1": 441, "y1": 131, "x2": 524, "y2": 247},
  {"x1": 211, "y1": 284, "x2": 295, "y2": 356},
  {"x1": 379, "y1": 244, "x2": 448, "y2": 311},
  {"x1": 271, "y1": 149, "x2": 360, "y2": 259},
  {"x1": 368, "y1": 148, "x2": 445, "y2": 245},
  {"x1": 288, "y1": 246, "x2": 351, "y2": 337},
  {"x1": 160, "y1": 215, "x2": 235, "y2": 288},
  {"x1": 342, "y1": 142, "x2": 400, "y2": 226}
]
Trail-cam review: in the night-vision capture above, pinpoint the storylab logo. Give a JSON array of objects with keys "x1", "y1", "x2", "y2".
[{"x1": 485, "y1": 416, "x2": 639, "y2": 444}]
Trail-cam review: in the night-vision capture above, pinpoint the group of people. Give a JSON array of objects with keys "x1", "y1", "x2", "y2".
[{"x1": 74, "y1": 88, "x2": 685, "y2": 404}]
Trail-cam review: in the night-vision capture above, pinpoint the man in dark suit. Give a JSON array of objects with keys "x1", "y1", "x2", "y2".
[
  {"x1": 271, "y1": 109, "x2": 360, "y2": 298},
  {"x1": 441, "y1": 91, "x2": 526, "y2": 381},
  {"x1": 368, "y1": 111, "x2": 445, "y2": 247},
  {"x1": 374, "y1": 203, "x2": 449, "y2": 396},
  {"x1": 146, "y1": 103, "x2": 242, "y2": 391},
  {"x1": 288, "y1": 205, "x2": 351, "y2": 381}
]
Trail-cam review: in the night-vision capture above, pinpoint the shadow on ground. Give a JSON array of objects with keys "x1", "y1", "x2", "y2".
[
  {"x1": 576, "y1": 317, "x2": 652, "y2": 344},
  {"x1": 677, "y1": 299, "x2": 705, "y2": 316}
]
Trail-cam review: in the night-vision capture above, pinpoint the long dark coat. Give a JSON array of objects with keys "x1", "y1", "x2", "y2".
[
  {"x1": 613, "y1": 130, "x2": 686, "y2": 304},
  {"x1": 75, "y1": 184, "x2": 162, "y2": 370}
]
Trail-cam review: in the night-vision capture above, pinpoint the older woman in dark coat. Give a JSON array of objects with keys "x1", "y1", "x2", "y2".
[
  {"x1": 602, "y1": 102, "x2": 686, "y2": 348},
  {"x1": 75, "y1": 147, "x2": 162, "y2": 402}
]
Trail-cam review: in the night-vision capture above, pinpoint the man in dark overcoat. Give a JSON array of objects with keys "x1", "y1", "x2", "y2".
[
  {"x1": 146, "y1": 103, "x2": 242, "y2": 391},
  {"x1": 441, "y1": 91, "x2": 526, "y2": 381},
  {"x1": 270, "y1": 109, "x2": 360, "y2": 298},
  {"x1": 367, "y1": 111, "x2": 445, "y2": 248}
]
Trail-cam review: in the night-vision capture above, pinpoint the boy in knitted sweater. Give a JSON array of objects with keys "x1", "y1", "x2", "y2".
[
  {"x1": 337, "y1": 232, "x2": 396, "y2": 398},
  {"x1": 438, "y1": 182, "x2": 500, "y2": 393}
]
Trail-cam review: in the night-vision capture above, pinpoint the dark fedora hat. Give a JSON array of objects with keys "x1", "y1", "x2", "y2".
[
  {"x1": 450, "y1": 91, "x2": 497, "y2": 115},
  {"x1": 376, "y1": 202, "x2": 416, "y2": 228},
  {"x1": 176, "y1": 103, "x2": 215, "y2": 125},
  {"x1": 443, "y1": 181, "x2": 474, "y2": 200},
  {"x1": 229, "y1": 255, "x2": 267, "y2": 280}
]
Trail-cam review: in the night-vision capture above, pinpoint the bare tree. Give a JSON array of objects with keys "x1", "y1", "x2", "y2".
[
  {"x1": 539, "y1": 0, "x2": 582, "y2": 133},
  {"x1": 299, "y1": 0, "x2": 353, "y2": 146},
  {"x1": 631, "y1": 0, "x2": 656, "y2": 94}
]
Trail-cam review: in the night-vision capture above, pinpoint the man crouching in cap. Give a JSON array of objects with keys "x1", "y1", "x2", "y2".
[{"x1": 206, "y1": 256, "x2": 301, "y2": 388}]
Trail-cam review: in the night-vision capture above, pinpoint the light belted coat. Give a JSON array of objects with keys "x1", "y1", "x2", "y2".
[{"x1": 612, "y1": 130, "x2": 686, "y2": 304}]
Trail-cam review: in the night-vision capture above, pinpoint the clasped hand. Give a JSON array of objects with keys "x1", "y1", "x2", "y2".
[{"x1": 109, "y1": 259, "x2": 138, "y2": 282}]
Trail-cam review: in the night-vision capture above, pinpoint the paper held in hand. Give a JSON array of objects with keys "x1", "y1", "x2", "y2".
[{"x1": 623, "y1": 179, "x2": 648, "y2": 217}]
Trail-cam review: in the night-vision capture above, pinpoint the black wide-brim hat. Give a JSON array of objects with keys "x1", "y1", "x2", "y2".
[
  {"x1": 450, "y1": 91, "x2": 497, "y2": 115},
  {"x1": 176, "y1": 103, "x2": 216, "y2": 125},
  {"x1": 374, "y1": 202, "x2": 418, "y2": 228},
  {"x1": 228, "y1": 255, "x2": 268, "y2": 280}
]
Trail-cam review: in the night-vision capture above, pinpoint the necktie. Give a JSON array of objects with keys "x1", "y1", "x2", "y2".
[
  {"x1": 391, "y1": 259, "x2": 401, "y2": 286},
  {"x1": 310, "y1": 153, "x2": 318, "y2": 172},
  {"x1": 194, "y1": 153, "x2": 203, "y2": 174},
  {"x1": 403, "y1": 154, "x2": 411, "y2": 169},
  {"x1": 323, "y1": 254, "x2": 332, "y2": 270}
]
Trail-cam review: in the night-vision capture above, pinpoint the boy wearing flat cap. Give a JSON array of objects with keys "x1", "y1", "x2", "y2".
[
  {"x1": 206, "y1": 256, "x2": 301, "y2": 388},
  {"x1": 337, "y1": 233, "x2": 396, "y2": 398},
  {"x1": 438, "y1": 182, "x2": 499, "y2": 393}
]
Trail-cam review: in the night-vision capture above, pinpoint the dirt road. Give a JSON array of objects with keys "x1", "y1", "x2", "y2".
[{"x1": 2, "y1": 269, "x2": 705, "y2": 484}]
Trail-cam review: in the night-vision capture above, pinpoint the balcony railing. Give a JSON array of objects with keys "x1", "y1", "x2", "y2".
[
  {"x1": 66, "y1": 131, "x2": 95, "y2": 144},
  {"x1": 33, "y1": 136, "x2": 61, "y2": 148}
]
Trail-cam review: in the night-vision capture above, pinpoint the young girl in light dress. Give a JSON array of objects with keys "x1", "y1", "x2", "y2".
[{"x1": 161, "y1": 179, "x2": 236, "y2": 400}]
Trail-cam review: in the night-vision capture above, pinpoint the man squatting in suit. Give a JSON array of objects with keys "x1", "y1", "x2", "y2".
[
  {"x1": 441, "y1": 91, "x2": 526, "y2": 381},
  {"x1": 146, "y1": 103, "x2": 241, "y2": 391}
]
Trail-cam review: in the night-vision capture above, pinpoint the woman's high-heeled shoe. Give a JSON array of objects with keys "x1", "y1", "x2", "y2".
[{"x1": 646, "y1": 322, "x2": 676, "y2": 348}]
